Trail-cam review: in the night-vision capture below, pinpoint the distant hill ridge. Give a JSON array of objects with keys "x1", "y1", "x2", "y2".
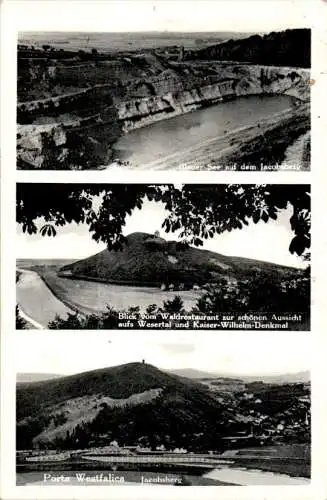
[
  {"x1": 166, "y1": 368, "x2": 243, "y2": 381},
  {"x1": 59, "y1": 231, "x2": 298, "y2": 288}
]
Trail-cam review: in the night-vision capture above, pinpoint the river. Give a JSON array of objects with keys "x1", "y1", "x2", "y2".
[
  {"x1": 112, "y1": 95, "x2": 297, "y2": 168},
  {"x1": 17, "y1": 464, "x2": 308, "y2": 486}
]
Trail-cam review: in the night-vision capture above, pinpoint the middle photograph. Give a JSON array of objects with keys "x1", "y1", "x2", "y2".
[{"x1": 16, "y1": 183, "x2": 310, "y2": 331}]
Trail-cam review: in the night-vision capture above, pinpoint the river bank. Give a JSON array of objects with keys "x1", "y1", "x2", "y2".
[
  {"x1": 17, "y1": 469, "x2": 227, "y2": 486},
  {"x1": 16, "y1": 268, "x2": 202, "y2": 327},
  {"x1": 16, "y1": 268, "x2": 76, "y2": 327}
]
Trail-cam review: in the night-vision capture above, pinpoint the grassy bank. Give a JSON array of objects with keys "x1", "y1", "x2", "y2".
[
  {"x1": 226, "y1": 444, "x2": 310, "y2": 478},
  {"x1": 39, "y1": 272, "x2": 91, "y2": 316}
]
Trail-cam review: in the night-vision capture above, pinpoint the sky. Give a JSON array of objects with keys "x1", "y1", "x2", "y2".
[
  {"x1": 14, "y1": 1, "x2": 311, "y2": 34},
  {"x1": 17, "y1": 199, "x2": 306, "y2": 269},
  {"x1": 14, "y1": 331, "x2": 311, "y2": 377}
]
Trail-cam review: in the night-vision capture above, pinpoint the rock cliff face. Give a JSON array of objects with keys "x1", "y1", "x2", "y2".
[
  {"x1": 117, "y1": 65, "x2": 309, "y2": 132},
  {"x1": 17, "y1": 107, "x2": 121, "y2": 170},
  {"x1": 17, "y1": 63, "x2": 310, "y2": 169},
  {"x1": 17, "y1": 120, "x2": 117, "y2": 170},
  {"x1": 186, "y1": 29, "x2": 311, "y2": 68}
]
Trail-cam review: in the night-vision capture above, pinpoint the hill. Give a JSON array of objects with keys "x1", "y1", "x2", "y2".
[
  {"x1": 59, "y1": 232, "x2": 298, "y2": 288},
  {"x1": 186, "y1": 29, "x2": 310, "y2": 68}
]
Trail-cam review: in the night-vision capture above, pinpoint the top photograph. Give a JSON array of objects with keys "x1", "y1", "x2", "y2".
[{"x1": 17, "y1": 29, "x2": 311, "y2": 171}]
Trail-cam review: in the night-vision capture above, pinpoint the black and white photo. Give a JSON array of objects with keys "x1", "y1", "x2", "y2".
[
  {"x1": 1, "y1": 0, "x2": 326, "y2": 499},
  {"x1": 16, "y1": 183, "x2": 311, "y2": 331},
  {"x1": 17, "y1": 27, "x2": 310, "y2": 171}
]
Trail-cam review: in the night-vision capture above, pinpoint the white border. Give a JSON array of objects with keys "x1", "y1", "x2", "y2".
[{"x1": 2, "y1": 1, "x2": 327, "y2": 499}]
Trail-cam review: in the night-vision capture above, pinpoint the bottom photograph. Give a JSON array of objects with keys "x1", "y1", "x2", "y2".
[{"x1": 15, "y1": 333, "x2": 311, "y2": 486}]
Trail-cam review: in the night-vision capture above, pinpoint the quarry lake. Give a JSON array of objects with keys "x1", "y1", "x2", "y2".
[
  {"x1": 111, "y1": 94, "x2": 298, "y2": 169},
  {"x1": 17, "y1": 466, "x2": 309, "y2": 486},
  {"x1": 16, "y1": 269, "x2": 202, "y2": 328}
]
